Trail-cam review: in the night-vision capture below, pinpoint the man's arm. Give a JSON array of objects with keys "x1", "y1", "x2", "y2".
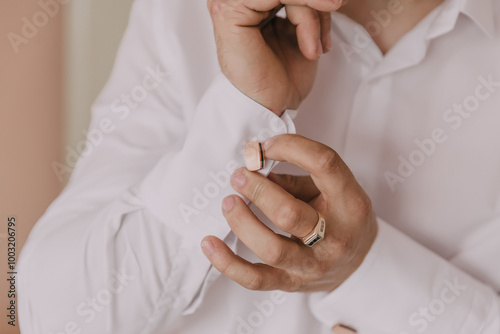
[
  {"x1": 201, "y1": 134, "x2": 500, "y2": 334},
  {"x1": 16, "y1": 0, "x2": 295, "y2": 332},
  {"x1": 310, "y1": 217, "x2": 500, "y2": 334}
]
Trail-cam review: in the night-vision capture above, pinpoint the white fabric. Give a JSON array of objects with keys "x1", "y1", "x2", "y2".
[{"x1": 17, "y1": 0, "x2": 500, "y2": 333}]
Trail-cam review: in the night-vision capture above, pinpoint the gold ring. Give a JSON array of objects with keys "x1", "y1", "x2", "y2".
[{"x1": 300, "y1": 212, "x2": 326, "y2": 247}]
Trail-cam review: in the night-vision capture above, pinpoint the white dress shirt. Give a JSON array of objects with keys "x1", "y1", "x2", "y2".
[{"x1": 17, "y1": 0, "x2": 500, "y2": 333}]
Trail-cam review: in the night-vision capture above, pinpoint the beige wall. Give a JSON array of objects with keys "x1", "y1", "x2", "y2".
[
  {"x1": 0, "y1": 1, "x2": 64, "y2": 332},
  {"x1": 64, "y1": 0, "x2": 135, "y2": 181},
  {"x1": 0, "y1": 1, "x2": 134, "y2": 332}
]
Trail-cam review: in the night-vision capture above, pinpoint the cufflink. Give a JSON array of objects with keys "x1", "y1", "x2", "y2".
[
  {"x1": 244, "y1": 141, "x2": 265, "y2": 171},
  {"x1": 331, "y1": 324, "x2": 357, "y2": 334}
]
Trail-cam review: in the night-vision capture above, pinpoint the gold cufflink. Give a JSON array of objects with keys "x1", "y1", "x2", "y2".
[
  {"x1": 332, "y1": 324, "x2": 357, "y2": 334},
  {"x1": 244, "y1": 141, "x2": 265, "y2": 171}
]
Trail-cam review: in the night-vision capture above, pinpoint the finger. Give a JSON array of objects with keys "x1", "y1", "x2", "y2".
[
  {"x1": 282, "y1": 0, "x2": 343, "y2": 12},
  {"x1": 318, "y1": 11, "x2": 332, "y2": 52},
  {"x1": 231, "y1": 169, "x2": 320, "y2": 238},
  {"x1": 267, "y1": 173, "x2": 320, "y2": 202},
  {"x1": 263, "y1": 135, "x2": 357, "y2": 199},
  {"x1": 246, "y1": 0, "x2": 342, "y2": 13},
  {"x1": 208, "y1": 0, "x2": 268, "y2": 27},
  {"x1": 257, "y1": 5, "x2": 284, "y2": 29},
  {"x1": 286, "y1": 5, "x2": 322, "y2": 59},
  {"x1": 222, "y1": 195, "x2": 308, "y2": 268},
  {"x1": 201, "y1": 236, "x2": 297, "y2": 291}
]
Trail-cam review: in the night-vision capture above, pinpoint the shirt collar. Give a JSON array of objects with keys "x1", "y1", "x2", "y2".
[
  {"x1": 425, "y1": 0, "x2": 495, "y2": 41},
  {"x1": 460, "y1": 0, "x2": 496, "y2": 38}
]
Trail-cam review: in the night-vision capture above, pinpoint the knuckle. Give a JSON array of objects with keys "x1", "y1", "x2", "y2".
[
  {"x1": 265, "y1": 244, "x2": 288, "y2": 267},
  {"x1": 314, "y1": 147, "x2": 340, "y2": 175},
  {"x1": 314, "y1": 260, "x2": 331, "y2": 276},
  {"x1": 208, "y1": 0, "x2": 256, "y2": 21},
  {"x1": 208, "y1": 0, "x2": 229, "y2": 17},
  {"x1": 250, "y1": 181, "x2": 266, "y2": 204},
  {"x1": 302, "y1": 256, "x2": 328, "y2": 277},
  {"x1": 217, "y1": 257, "x2": 233, "y2": 276},
  {"x1": 333, "y1": 236, "x2": 352, "y2": 257},
  {"x1": 347, "y1": 191, "x2": 373, "y2": 220},
  {"x1": 245, "y1": 274, "x2": 264, "y2": 291},
  {"x1": 275, "y1": 203, "x2": 302, "y2": 231},
  {"x1": 284, "y1": 275, "x2": 302, "y2": 292},
  {"x1": 294, "y1": 8, "x2": 320, "y2": 27},
  {"x1": 207, "y1": 0, "x2": 219, "y2": 16}
]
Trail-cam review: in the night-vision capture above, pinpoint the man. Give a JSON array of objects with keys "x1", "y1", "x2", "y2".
[{"x1": 17, "y1": 0, "x2": 500, "y2": 333}]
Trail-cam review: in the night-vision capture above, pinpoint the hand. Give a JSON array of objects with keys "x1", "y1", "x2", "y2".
[
  {"x1": 201, "y1": 134, "x2": 378, "y2": 292},
  {"x1": 207, "y1": 0, "x2": 344, "y2": 115}
]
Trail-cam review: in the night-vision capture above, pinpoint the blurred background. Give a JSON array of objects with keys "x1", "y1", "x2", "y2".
[{"x1": 0, "y1": 0, "x2": 134, "y2": 332}]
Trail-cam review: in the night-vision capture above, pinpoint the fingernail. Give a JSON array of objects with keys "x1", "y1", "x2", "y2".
[
  {"x1": 201, "y1": 240, "x2": 215, "y2": 255},
  {"x1": 231, "y1": 171, "x2": 246, "y2": 188},
  {"x1": 316, "y1": 38, "x2": 323, "y2": 57},
  {"x1": 263, "y1": 137, "x2": 274, "y2": 150},
  {"x1": 333, "y1": 0, "x2": 342, "y2": 4},
  {"x1": 222, "y1": 196, "x2": 235, "y2": 212},
  {"x1": 324, "y1": 32, "x2": 333, "y2": 52}
]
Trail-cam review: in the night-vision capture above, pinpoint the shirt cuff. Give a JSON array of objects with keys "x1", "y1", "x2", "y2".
[
  {"x1": 137, "y1": 73, "x2": 296, "y2": 315},
  {"x1": 309, "y1": 218, "x2": 497, "y2": 333},
  {"x1": 139, "y1": 73, "x2": 296, "y2": 248}
]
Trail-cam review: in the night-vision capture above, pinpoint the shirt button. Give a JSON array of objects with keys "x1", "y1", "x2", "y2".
[{"x1": 332, "y1": 323, "x2": 357, "y2": 334}]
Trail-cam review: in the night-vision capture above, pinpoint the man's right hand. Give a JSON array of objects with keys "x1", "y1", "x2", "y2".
[{"x1": 207, "y1": 0, "x2": 343, "y2": 116}]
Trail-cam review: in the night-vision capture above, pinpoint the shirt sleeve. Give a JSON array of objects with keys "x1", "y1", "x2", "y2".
[
  {"x1": 16, "y1": 0, "x2": 296, "y2": 333},
  {"x1": 309, "y1": 218, "x2": 500, "y2": 334}
]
